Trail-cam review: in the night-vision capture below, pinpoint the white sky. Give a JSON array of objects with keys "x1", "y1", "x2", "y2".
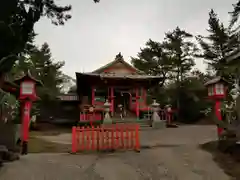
[{"x1": 34, "y1": 0, "x2": 236, "y2": 78}]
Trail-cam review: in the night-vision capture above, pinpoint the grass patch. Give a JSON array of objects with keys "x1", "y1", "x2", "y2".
[
  {"x1": 201, "y1": 141, "x2": 240, "y2": 179},
  {"x1": 28, "y1": 136, "x2": 70, "y2": 153}
]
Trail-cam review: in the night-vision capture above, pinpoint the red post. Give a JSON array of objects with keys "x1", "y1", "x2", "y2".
[
  {"x1": 110, "y1": 87, "x2": 114, "y2": 116},
  {"x1": 142, "y1": 88, "x2": 147, "y2": 105},
  {"x1": 116, "y1": 124, "x2": 119, "y2": 149},
  {"x1": 96, "y1": 126, "x2": 100, "y2": 150},
  {"x1": 91, "y1": 86, "x2": 95, "y2": 105},
  {"x1": 91, "y1": 126, "x2": 95, "y2": 150},
  {"x1": 135, "y1": 124, "x2": 140, "y2": 152},
  {"x1": 81, "y1": 127, "x2": 85, "y2": 151},
  {"x1": 130, "y1": 124, "x2": 134, "y2": 149},
  {"x1": 135, "y1": 88, "x2": 139, "y2": 118},
  {"x1": 101, "y1": 127, "x2": 104, "y2": 150},
  {"x1": 215, "y1": 100, "x2": 223, "y2": 135},
  {"x1": 86, "y1": 127, "x2": 90, "y2": 150},
  {"x1": 21, "y1": 100, "x2": 32, "y2": 154},
  {"x1": 72, "y1": 126, "x2": 77, "y2": 153},
  {"x1": 125, "y1": 125, "x2": 129, "y2": 149},
  {"x1": 120, "y1": 125, "x2": 124, "y2": 149},
  {"x1": 111, "y1": 124, "x2": 114, "y2": 149}
]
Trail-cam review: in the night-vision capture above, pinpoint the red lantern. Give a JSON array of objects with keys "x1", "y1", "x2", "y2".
[
  {"x1": 205, "y1": 77, "x2": 227, "y2": 100},
  {"x1": 205, "y1": 77, "x2": 228, "y2": 136},
  {"x1": 14, "y1": 71, "x2": 42, "y2": 154}
]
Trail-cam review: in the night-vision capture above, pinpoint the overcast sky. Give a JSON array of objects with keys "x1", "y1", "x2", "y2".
[{"x1": 34, "y1": 0, "x2": 236, "y2": 78}]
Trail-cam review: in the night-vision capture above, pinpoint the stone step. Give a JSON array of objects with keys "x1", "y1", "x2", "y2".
[{"x1": 113, "y1": 118, "x2": 151, "y2": 128}]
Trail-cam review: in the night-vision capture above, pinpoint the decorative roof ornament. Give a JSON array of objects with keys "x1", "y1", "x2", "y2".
[{"x1": 115, "y1": 52, "x2": 124, "y2": 61}]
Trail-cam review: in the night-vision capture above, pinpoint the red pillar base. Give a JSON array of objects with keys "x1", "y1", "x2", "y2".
[
  {"x1": 21, "y1": 141, "x2": 28, "y2": 155},
  {"x1": 215, "y1": 100, "x2": 223, "y2": 136}
]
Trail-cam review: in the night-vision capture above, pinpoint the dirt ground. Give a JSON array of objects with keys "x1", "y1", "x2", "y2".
[{"x1": 0, "y1": 125, "x2": 234, "y2": 180}]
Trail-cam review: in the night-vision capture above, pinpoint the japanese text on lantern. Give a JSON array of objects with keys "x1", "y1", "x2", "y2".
[{"x1": 21, "y1": 82, "x2": 34, "y2": 95}]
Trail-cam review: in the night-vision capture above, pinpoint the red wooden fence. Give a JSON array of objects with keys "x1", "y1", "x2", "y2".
[{"x1": 72, "y1": 124, "x2": 140, "y2": 153}]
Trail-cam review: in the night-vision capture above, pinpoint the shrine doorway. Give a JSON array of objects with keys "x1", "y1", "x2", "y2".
[{"x1": 114, "y1": 87, "x2": 131, "y2": 115}]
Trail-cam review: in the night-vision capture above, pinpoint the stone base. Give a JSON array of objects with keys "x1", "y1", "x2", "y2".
[
  {"x1": 152, "y1": 120, "x2": 166, "y2": 129},
  {"x1": 102, "y1": 118, "x2": 112, "y2": 125}
]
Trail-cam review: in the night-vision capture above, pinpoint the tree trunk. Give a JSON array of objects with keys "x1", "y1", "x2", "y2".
[{"x1": 0, "y1": 73, "x2": 4, "y2": 89}]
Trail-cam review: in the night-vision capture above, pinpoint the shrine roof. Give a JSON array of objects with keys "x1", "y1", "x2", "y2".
[
  {"x1": 76, "y1": 53, "x2": 164, "y2": 87},
  {"x1": 14, "y1": 70, "x2": 43, "y2": 86},
  {"x1": 204, "y1": 76, "x2": 228, "y2": 86},
  {"x1": 76, "y1": 72, "x2": 163, "y2": 80},
  {"x1": 91, "y1": 54, "x2": 145, "y2": 74}
]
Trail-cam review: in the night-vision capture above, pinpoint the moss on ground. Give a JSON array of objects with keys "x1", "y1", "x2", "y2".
[
  {"x1": 28, "y1": 136, "x2": 70, "y2": 153},
  {"x1": 201, "y1": 141, "x2": 240, "y2": 179}
]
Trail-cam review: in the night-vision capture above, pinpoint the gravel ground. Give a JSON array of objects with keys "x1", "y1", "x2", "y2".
[{"x1": 0, "y1": 125, "x2": 232, "y2": 180}]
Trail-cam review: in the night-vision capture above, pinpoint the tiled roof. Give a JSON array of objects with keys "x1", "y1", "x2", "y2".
[
  {"x1": 204, "y1": 76, "x2": 228, "y2": 86},
  {"x1": 78, "y1": 72, "x2": 163, "y2": 80}
]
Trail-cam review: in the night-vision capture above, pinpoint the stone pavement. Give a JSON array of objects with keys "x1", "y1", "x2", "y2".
[{"x1": 0, "y1": 125, "x2": 232, "y2": 180}]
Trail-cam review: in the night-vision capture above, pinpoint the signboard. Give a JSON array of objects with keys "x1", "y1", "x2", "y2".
[{"x1": 21, "y1": 82, "x2": 34, "y2": 95}]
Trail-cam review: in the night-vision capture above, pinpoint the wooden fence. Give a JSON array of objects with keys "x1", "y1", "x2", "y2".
[{"x1": 71, "y1": 124, "x2": 140, "y2": 153}]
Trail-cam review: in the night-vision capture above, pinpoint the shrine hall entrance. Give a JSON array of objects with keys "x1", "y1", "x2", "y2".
[{"x1": 113, "y1": 87, "x2": 132, "y2": 116}]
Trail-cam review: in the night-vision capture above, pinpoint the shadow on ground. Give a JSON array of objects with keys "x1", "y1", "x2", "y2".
[
  {"x1": 200, "y1": 141, "x2": 240, "y2": 179},
  {"x1": 141, "y1": 144, "x2": 180, "y2": 149},
  {"x1": 28, "y1": 137, "x2": 70, "y2": 153}
]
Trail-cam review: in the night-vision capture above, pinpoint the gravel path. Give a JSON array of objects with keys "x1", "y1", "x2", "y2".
[{"x1": 0, "y1": 125, "x2": 232, "y2": 180}]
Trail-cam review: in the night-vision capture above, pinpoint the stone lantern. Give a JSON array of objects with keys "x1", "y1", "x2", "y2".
[
  {"x1": 151, "y1": 99, "x2": 164, "y2": 129},
  {"x1": 103, "y1": 99, "x2": 112, "y2": 124},
  {"x1": 205, "y1": 76, "x2": 228, "y2": 136}
]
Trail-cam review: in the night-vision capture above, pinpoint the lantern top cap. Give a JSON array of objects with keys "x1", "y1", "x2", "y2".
[
  {"x1": 14, "y1": 70, "x2": 43, "y2": 86},
  {"x1": 204, "y1": 76, "x2": 228, "y2": 86}
]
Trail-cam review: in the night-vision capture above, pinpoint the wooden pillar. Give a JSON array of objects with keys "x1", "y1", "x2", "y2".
[
  {"x1": 215, "y1": 100, "x2": 223, "y2": 135},
  {"x1": 110, "y1": 87, "x2": 114, "y2": 116},
  {"x1": 136, "y1": 88, "x2": 139, "y2": 118},
  {"x1": 129, "y1": 90, "x2": 132, "y2": 108},
  {"x1": 91, "y1": 86, "x2": 95, "y2": 105},
  {"x1": 142, "y1": 87, "x2": 147, "y2": 104}
]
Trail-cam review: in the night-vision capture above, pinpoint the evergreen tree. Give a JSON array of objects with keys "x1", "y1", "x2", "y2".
[
  {"x1": 162, "y1": 27, "x2": 197, "y2": 84},
  {"x1": 230, "y1": 0, "x2": 240, "y2": 29},
  {"x1": 197, "y1": 9, "x2": 239, "y2": 81},
  {"x1": 12, "y1": 43, "x2": 67, "y2": 100},
  {"x1": 131, "y1": 39, "x2": 173, "y2": 84},
  {"x1": 161, "y1": 27, "x2": 198, "y2": 120},
  {"x1": 0, "y1": 0, "x2": 72, "y2": 75}
]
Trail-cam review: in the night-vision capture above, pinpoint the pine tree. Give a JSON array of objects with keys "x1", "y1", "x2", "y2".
[
  {"x1": 197, "y1": 9, "x2": 239, "y2": 80},
  {"x1": 230, "y1": 0, "x2": 240, "y2": 29},
  {"x1": 161, "y1": 27, "x2": 198, "y2": 120},
  {"x1": 32, "y1": 43, "x2": 66, "y2": 100},
  {"x1": 0, "y1": 0, "x2": 72, "y2": 75},
  {"x1": 162, "y1": 27, "x2": 197, "y2": 84},
  {"x1": 11, "y1": 43, "x2": 66, "y2": 100},
  {"x1": 131, "y1": 39, "x2": 172, "y2": 84}
]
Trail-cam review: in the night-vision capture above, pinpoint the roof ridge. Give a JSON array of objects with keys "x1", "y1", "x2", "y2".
[{"x1": 92, "y1": 55, "x2": 145, "y2": 74}]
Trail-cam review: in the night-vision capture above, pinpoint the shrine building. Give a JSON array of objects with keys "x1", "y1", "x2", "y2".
[{"x1": 76, "y1": 53, "x2": 163, "y2": 121}]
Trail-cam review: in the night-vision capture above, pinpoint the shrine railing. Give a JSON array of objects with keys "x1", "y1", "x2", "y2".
[{"x1": 71, "y1": 124, "x2": 140, "y2": 153}]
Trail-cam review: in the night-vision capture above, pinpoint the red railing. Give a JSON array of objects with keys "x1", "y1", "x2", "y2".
[{"x1": 71, "y1": 124, "x2": 140, "y2": 153}]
